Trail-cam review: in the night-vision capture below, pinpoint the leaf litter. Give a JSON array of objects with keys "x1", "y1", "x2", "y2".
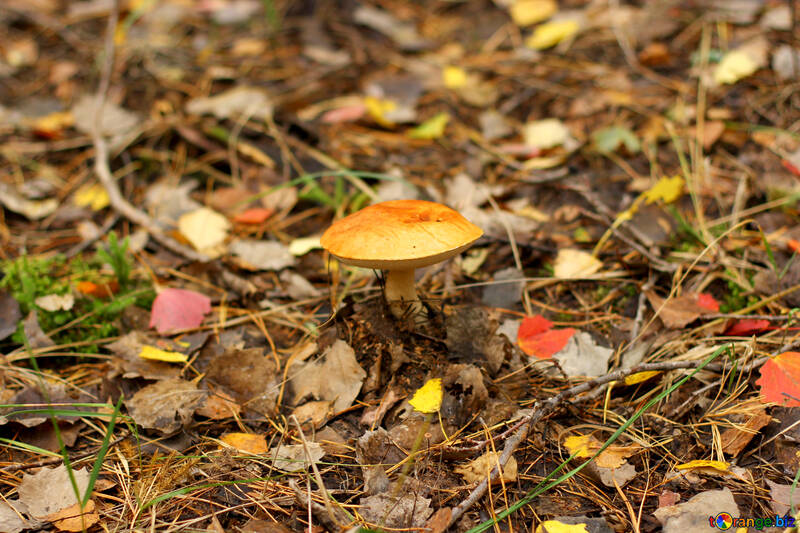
[{"x1": 2, "y1": 0, "x2": 800, "y2": 531}]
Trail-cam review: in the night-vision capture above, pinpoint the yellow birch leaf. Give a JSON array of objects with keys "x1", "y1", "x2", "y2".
[
  {"x1": 74, "y1": 183, "x2": 110, "y2": 211},
  {"x1": 624, "y1": 371, "x2": 661, "y2": 385},
  {"x1": 139, "y1": 345, "x2": 188, "y2": 363},
  {"x1": 553, "y1": 248, "x2": 602, "y2": 279},
  {"x1": 220, "y1": 432, "x2": 268, "y2": 454},
  {"x1": 714, "y1": 50, "x2": 758, "y2": 85},
  {"x1": 642, "y1": 175, "x2": 684, "y2": 204},
  {"x1": 523, "y1": 118, "x2": 570, "y2": 149},
  {"x1": 564, "y1": 434, "x2": 594, "y2": 458},
  {"x1": 510, "y1": 0, "x2": 557, "y2": 27},
  {"x1": 408, "y1": 112, "x2": 450, "y2": 140},
  {"x1": 535, "y1": 520, "x2": 589, "y2": 533},
  {"x1": 676, "y1": 459, "x2": 729, "y2": 472},
  {"x1": 443, "y1": 66, "x2": 468, "y2": 89},
  {"x1": 178, "y1": 207, "x2": 230, "y2": 258},
  {"x1": 525, "y1": 20, "x2": 579, "y2": 50},
  {"x1": 364, "y1": 96, "x2": 397, "y2": 127},
  {"x1": 409, "y1": 378, "x2": 443, "y2": 414}
]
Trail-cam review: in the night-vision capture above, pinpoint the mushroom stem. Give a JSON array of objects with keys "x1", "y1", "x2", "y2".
[{"x1": 384, "y1": 268, "x2": 423, "y2": 319}]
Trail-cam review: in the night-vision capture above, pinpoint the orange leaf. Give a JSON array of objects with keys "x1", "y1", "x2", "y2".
[
  {"x1": 757, "y1": 351, "x2": 800, "y2": 407},
  {"x1": 76, "y1": 280, "x2": 119, "y2": 299},
  {"x1": 233, "y1": 207, "x2": 274, "y2": 224},
  {"x1": 220, "y1": 432, "x2": 268, "y2": 454},
  {"x1": 517, "y1": 315, "x2": 576, "y2": 359},
  {"x1": 724, "y1": 319, "x2": 770, "y2": 336},
  {"x1": 788, "y1": 239, "x2": 800, "y2": 254}
]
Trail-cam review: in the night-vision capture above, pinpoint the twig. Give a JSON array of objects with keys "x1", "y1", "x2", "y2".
[
  {"x1": 90, "y1": 0, "x2": 209, "y2": 263},
  {"x1": 445, "y1": 354, "x2": 760, "y2": 526}
]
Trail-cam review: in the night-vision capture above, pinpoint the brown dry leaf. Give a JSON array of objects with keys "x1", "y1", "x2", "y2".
[
  {"x1": 564, "y1": 434, "x2": 638, "y2": 469},
  {"x1": 107, "y1": 331, "x2": 182, "y2": 381},
  {"x1": 0, "y1": 501, "x2": 29, "y2": 533},
  {"x1": 220, "y1": 432, "x2": 268, "y2": 454},
  {"x1": 359, "y1": 493, "x2": 433, "y2": 528},
  {"x1": 125, "y1": 378, "x2": 206, "y2": 435},
  {"x1": 270, "y1": 443, "x2": 325, "y2": 472},
  {"x1": 0, "y1": 290, "x2": 22, "y2": 341},
  {"x1": 17, "y1": 465, "x2": 89, "y2": 519},
  {"x1": 206, "y1": 347, "x2": 280, "y2": 415},
  {"x1": 766, "y1": 479, "x2": 800, "y2": 516},
  {"x1": 454, "y1": 451, "x2": 517, "y2": 484},
  {"x1": 654, "y1": 488, "x2": 739, "y2": 533},
  {"x1": 645, "y1": 291, "x2": 718, "y2": 329},
  {"x1": 196, "y1": 389, "x2": 241, "y2": 420},
  {"x1": 185, "y1": 86, "x2": 272, "y2": 121},
  {"x1": 291, "y1": 400, "x2": 333, "y2": 430},
  {"x1": 47, "y1": 500, "x2": 99, "y2": 532},
  {"x1": 289, "y1": 339, "x2": 366, "y2": 413},
  {"x1": 720, "y1": 409, "x2": 772, "y2": 457}
]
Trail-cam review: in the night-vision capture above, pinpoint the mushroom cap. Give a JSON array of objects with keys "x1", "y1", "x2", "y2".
[{"x1": 320, "y1": 199, "x2": 483, "y2": 269}]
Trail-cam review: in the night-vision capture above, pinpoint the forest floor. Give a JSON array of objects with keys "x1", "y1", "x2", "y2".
[{"x1": 1, "y1": 1, "x2": 800, "y2": 532}]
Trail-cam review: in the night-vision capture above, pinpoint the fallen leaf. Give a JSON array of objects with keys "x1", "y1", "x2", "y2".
[
  {"x1": 724, "y1": 319, "x2": 771, "y2": 336},
  {"x1": 72, "y1": 95, "x2": 140, "y2": 148},
  {"x1": 526, "y1": 19, "x2": 580, "y2": 50},
  {"x1": 523, "y1": 118, "x2": 571, "y2": 150},
  {"x1": 125, "y1": 378, "x2": 206, "y2": 435},
  {"x1": 408, "y1": 378, "x2": 443, "y2": 414},
  {"x1": 766, "y1": 479, "x2": 800, "y2": 516},
  {"x1": 185, "y1": 86, "x2": 272, "y2": 121},
  {"x1": 0, "y1": 291, "x2": 22, "y2": 341},
  {"x1": 178, "y1": 207, "x2": 230, "y2": 258},
  {"x1": 359, "y1": 493, "x2": 433, "y2": 528},
  {"x1": 220, "y1": 432, "x2": 268, "y2": 454},
  {"x1": 535, "y1": 520, "x2": 590, "y2": 533},
  {"x1": 654, "y1": 488, "x2": 739, "y2": 533},
  {"x1": 17, "y1": 465, "x2": 89, "y2": 519},
  {"x1": 443, "y1": 66, "x2": 468, "y2": 89},
  {"x1": 290, "y1": 339, "x2": 366, "y2": 413},
  {"x1": 291, "y1": 400, "x2": 333, "y2": 430},
  {"x1": 757, "y1": 351, "x2": 800, "y2": 407},
  {"x1": 720, "y1": 409, "x2": 772, "y2": 456},
  {"x1": 563, "y1": 434, "x2": 638, "y2": 469},
  {"x1": 714, "y1": 49, "x2": 759, "y2": 85},
  {"x1": 196, "y1": 389, "x2": 241, "y2": 420},
  {"x1": 0, "y1": 181, "x2": 58, "y2": 220},
  {"x1": 270, "y1": 443, "x2": 325, "y2": 472},
  {"x1": 206, "y1": 347, "x2": 280, "y2": 414},
  {"x1": 364, "y1": 96, "x2": 399, "y2": 127},
  {"x1": 407, "y1": 112, "x2": 450, "y2": 140},
  {"x1": 553, "y1": 248, "x2": 603, "y2": 279},
  {"x1": 510, "y1": 0, "x2": 557, "y2": 26},
  {"x1": 352, "y1": 5, "x2": 429, "y2": 51},
  {"x1": 75, "y1": 280, "x2": 119, "y2": 299},
  {"x1": 592, "y1": 125, "x2": 640, "y2": 154},
  {"x1": 551, "y1": 332, "x2": 614, "y2": 378},
  {"x1": 35, "y1": 293, "x2": 74, "y2": 312},
  {"x1": 139, "y1": 345, "x2": 188, "y2": 363},
  {"x1": 233, "y1": 207, "x2": 273, "y2": 224},
  {"x1": 642, "y1": 175, "x2": 684, "y2": 204},
  {"x1": 47, "y1": 500, "x2": 99, "y2": 532},
  {"x1": 23, "y1": 311, "x2": 54, "y2": 349},
  {"x1": 73, "y1": 183, "x2": 109, "y2": 211},
  {"x1": 645, "y1": 291, "x2": 719, "y2": 329},
  {"x1": 288, "y1": 236, "x2": 322, "y2": 256},
  {"x1": 517, "y1": 315, "x2": 576, "y2": 359},
  {"x1": 230, "y1": 239, "x2": 295, "y2": 271},
  {"x1": 454, "y1": 451, "x2": 517, "y2": 483},
  {"x1": 624, "y1": 371, "x2": 660, "y2": 385},
  {"x1": 0, "y1": 501, "x2": 28, "y2": 533},
  {"x1": 675, "y1": 459, "x2": 729, "y2": 472},
  {"x1": 149, "y1": 288, "x2": 212, "y2": 333}
]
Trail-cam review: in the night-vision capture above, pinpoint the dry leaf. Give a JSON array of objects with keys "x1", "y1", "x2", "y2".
[
  {"x1": 17, "y1": 465, "x2": 89, "y2": 519},
  {"x1": 125, "y1": 378, "x2": 206, "y2": 435},
  {"x1": 185, "y1": 86, "x2": 272, "y2": 121},
  {"x1": 526, "y1": 19, "x2": 580, "y2": 49},
  {"x1": 454, "y1": 451, "x2": 517, "y2": 483},
  {"x1": 178, "y1": 207, "x2": 230, "y2": 258},
  {"x1": 270, "y1": 443, "x2": 325, "y2": 472},
  {"x1": 230, "y1": 240, "x2": 294, "y2": 271},
  {"x1": 289, "y1": 339, "x2": 366, "y2": 413},
  {"x1": 553, "y1": 249, "x2": 603, "y2": 279},
  {"x1": 47, "y1": 500, "x2": 99, "y2": 532},
  {"x1": 510, "y1": 0, "x2": 557, "y2": 26},
  {"x1": 220, "y1": 432, "x2": 268, "y2": 454},
  {"x1": 139, "y1": 345, "x2": 188, "y2": 363}
]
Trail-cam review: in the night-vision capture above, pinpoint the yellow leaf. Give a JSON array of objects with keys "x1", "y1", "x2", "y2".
[
  {"x1": 564, "y1": 434, "x2": 594, "y2": 458},
  {"x1": 409, "y1": 378, "x2": 443, "y2": 414},
  {"x1": 643, "y1": 175, "x2": 684, "y2": 204},
  {"x1": 510, "y1": 0, "x2": 557, "y2": 27},
  {"x1": 624, "y1": 371, "x2": 660, "y2": 385},
  {"x1": 74, "y1": 183, "x2": 110, "y2": 211},
  {"x1": 553, "y1": 249, "x2": 602, "y2": 279},
  {"x1": 443, "y1": 66, "x2": 468, "y2": 89},
  {"x1": 289, "y1": 236, "x2": 322, "y2": 256},
  {"x1": 676, "y1": 459, "x2": 729, "y2": 472},
  {"x1": 523, "y1": 118, "x2": 570, "y2": 149},
  {"x1": 525, "y1": 19, "x2": 580, "y2": 50},
  {"x1": 139, "y1": 345, "x2": 188, "y2": 363},
  {"x1": 220, "y1": 432, "x2": 268, "y2": 454},
  {"x1": 364, "y1": 96, "x2": 397, "y2": 127},
  {"x1": 714, "y1": 50, "x2": 758, "y2": 84},
  {"x1": 177, "y1": 207, "x2": 230, "y2": 258},
  {"x1": 408, "y1": 112, "x2": 450, "y2": 140},
  {"x1": 535, "y1": 519, "x2": 589, "y2": 533}
]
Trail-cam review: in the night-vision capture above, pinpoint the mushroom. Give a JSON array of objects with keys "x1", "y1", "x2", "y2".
[{"x1": 320, "y1": 199, "x2": 483, "y2": 319}]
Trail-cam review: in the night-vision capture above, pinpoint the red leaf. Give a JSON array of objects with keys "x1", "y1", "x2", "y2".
[
  {"x1": 788, "y1": 239, "x2": 800, "y2": 254},
  {"x1": 782, "y1": 159, "x2": 800, "y2": 178},
  {"x1": 724, "y1": 319, "x2": 770, "y2": 336},
  {"x1": 233, "y1": 207, "x2": 273, "y2": 224},
  {"x1": 517, "y1": 315, "x2": 576, "y2": 359},
  {"x1": 696, "y1": 293, "x2": 720, "y2": 312},
  {"x1": 756, "y1": 351, "x2": 800, "y2": 407},
  {"x1": 149, "y1": 288, "x2": 212, "y2": 334}
]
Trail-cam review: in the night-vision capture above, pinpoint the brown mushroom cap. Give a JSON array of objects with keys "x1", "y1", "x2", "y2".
[{"x1": 320, "y1": 199, "x2": 483, "y2": 269}]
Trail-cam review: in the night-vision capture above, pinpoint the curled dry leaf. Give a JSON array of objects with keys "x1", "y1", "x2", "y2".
[{"x1": 454, "y1": 451, "x2": 517, "y2": 484}]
